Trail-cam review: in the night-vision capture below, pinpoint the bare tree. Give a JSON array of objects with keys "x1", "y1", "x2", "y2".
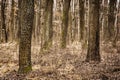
[
  {"x1": 61, "y1": 0, "x2": 71, "y2": 48},
  {"x1": 1, "y1": 0, "x2": 7, "y2": 43},
  {"x1": 108, "y1": 0, "x2": 117, "y2": 41},
  {"x1": 41, "y1": 0, "x2": 53, "y2": 51},
  {"x1": 86, "y1": 0, "x2": 101, "y2": 62},
  {"x1": 79, "y1": 0, "x2": 85, "y2": 41},
  {"x1": 18, "y1": 0, "x2": 34, "y2": 74},
  {"x1": 9, "y1": 0, "x2": 15, "y2": 42}
]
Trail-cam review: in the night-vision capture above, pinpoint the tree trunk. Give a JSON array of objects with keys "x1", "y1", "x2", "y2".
[
  {"x1": 36, "y1": 0, "x2": 41, "y2": 43},
  {"x1": 17, "y1": 0, "x2": 22, "y2": 42},
  {"x1": 18, "y1": 0, "x2": 34, "y2": 74},
  {"x1": 48, "y1": 0, "x2": 54, "y2": 48},
  {"x1": 108, "y1": 0, "x2": 117, "y2": 41},
  {"x1": 103, "y1": 0, "x2": 108, "y2": 41},
  {"x1": 79, "y1": 0, "x2": 85, "y2": 41},
  {"x1": 9, "y1": 0, "x2": 15, "y2": 42},
  {"x1": 41, "y1": 0, "x2": 53, "y2": 51},
  {"x1": 61, "y1": 0, "x2": 71, "y2": 48},
  {"x1": 113, "y1": 0, "x2": 120, "y2": 47},
  {"x1": 86, "y1": 0, "x2": 101, "y2": 62},
  {"x1": 1, "y1": 0, "x2": 7, "y2": 43}
]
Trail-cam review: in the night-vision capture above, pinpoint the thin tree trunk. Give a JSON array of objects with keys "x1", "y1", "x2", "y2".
[
  {"x1": 103, "y1": 0, "x2": 108, "y2": 41},
  {"x1": 9, "y1": 0, "x2": 15, "y2": 42},
  {"x1": 108, "y1": 0, "x2": 117, "y2": 41},
  {"x1": 79, "y1": 0, "x2": 85, "y2": 41},
  {"x1": 17, "y1": 0, "x2": 21, "y2": 42},
  {"x1": 1, "y1": 0, "x2": 7, "y2": 43},
  {"x1": 36, "y1": 0, "x2": 41, "y2": 43},
  {"x1": 86, "y1": 0, "x2": 101, "y2": 62},
  {"x1": 113, "y1": 0, "x2": 120, "y2": 47},
  {"x1": 41, "y1": 0, "x2": 53, "y2": 51},
  {"x1": 61, "y1": 0, "x2": 71, "y2": 48}
]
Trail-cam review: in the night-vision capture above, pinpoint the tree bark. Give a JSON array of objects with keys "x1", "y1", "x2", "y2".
[
  {"x1": 41, "y1": 0, "x2": 53, "y2": 50},
  {"x1": 103, "y1": 0, "x2": 108, "y2": 41},
  {"x1": 79, "y1": 0, "x2": 85, "y2": 41},
  {"x1": 108, "y1": 0, "x2": 117, "y2": 41},
  {"x1": 18, "y1": 0, "x2": 34, "y2": 74},
  {"x1": 9, "y1": 0, "x2": 15, "y2": 42},
  {"x1": 1, "y1": 0, "x2": 7, "y2": 43},
  {"x1": 113, "y1": 0, "x2": 120, "y2": 47},
  {"x1": 61, "y1": 0, "x2": 71, "y2": 48},
  {"x1": 86, "y1": 0, "x2": 101, "y2": 62}
]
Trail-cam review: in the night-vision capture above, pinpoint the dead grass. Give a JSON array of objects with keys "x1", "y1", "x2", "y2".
[{"x1": 0, "y1": 41, "x2": 120, "y2": 80}]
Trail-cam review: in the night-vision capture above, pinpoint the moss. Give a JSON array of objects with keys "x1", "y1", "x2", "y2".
[
  {"x1": 18, "y1": 66, "x2": 32, "y2": 74},
  {"x1": 25, "y1": 66, "x2": 32, "y2": 73}
]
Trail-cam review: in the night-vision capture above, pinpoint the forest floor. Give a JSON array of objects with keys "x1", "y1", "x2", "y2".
[{"x1": 0, "y1": 41, "x2": 120, "y2": 80}]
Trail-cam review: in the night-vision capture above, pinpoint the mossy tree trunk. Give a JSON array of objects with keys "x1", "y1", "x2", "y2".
[
  {"x1": 86, "y1": 0, "x2": 101, "y2": 62},
  {"x1": 18, "y1": 0, "x2": 34, "y2": 74},
  {"x1": 1, "y1": 0, "x2": 7, "y2": 43},
  {"x1": 108, "y1": 0, "x2": 117, "y2": 41},
  {"x1": 61, "y1": 0, "x2": 71, "y2": 48}
]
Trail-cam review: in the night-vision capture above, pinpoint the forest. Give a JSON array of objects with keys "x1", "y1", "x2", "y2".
[{"x1": 0, "y1": 0, "x2": 120, "y2": 80}]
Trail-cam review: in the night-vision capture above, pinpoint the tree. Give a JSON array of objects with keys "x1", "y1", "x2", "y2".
[
  {"x1": 18, "y1": 0, "x2": 34, "y2": 74},
  {"x1": 41, "y1": 0, "x2": 53, "y2": 51},
  {"x1": 32, "y1": 0, "x2": 41, "y2": 44},
  {"x1": 86, "y1": 0, "x2": 101, "y2": 62},
  {"x1": 108, "y1": 0, "x2": 117, "y2": 41},
  {"x1": 1, "y1": 0, "x2": 7, "y2": 43},
  {"x1": 9, "y1": 0, "x2": 15, "y2": 42},
  {"x1": 113, "y1": 0, "x2": 120, "y2": 47},
  {"x1": 15, "y1": 0, "x2": 21, "y2": 42},
  {"x1": 70, "y1": 0, "x2": 78, "y2": 42},
  {"x1": 61, "y1": 0, "x2": 71, "y2": 48},
  {"x1": 36, "y1": 0, "x2": 41, "y2": 43},
  {"x1": 79, "y1": 0, "x2": 85, "y2": 41},
  {"x1": 103, "y1": 0, "x2": 109, "y2": 41}
]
